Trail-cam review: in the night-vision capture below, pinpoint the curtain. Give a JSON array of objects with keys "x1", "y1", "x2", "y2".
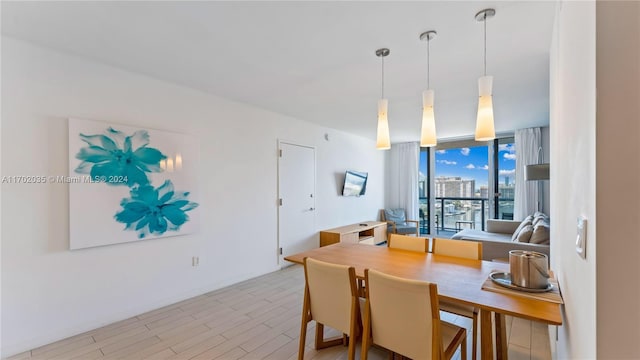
[
  {"x1": 514, "y1": 127, "x2": 541, "y2": 219},
  {"x1": 387, "y1": 142, "x2": 419, "y2": 221}
]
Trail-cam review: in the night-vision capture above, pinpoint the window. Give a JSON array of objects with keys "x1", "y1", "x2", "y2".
[
  {"x1": 496, "y1": 138, "x2": 516, "y2": 220},
  {"x1": 419, "y1": 137, "x2": 516, "y2": 234}
]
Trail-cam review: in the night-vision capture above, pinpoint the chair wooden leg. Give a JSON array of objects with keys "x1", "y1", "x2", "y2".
[
  {"x1": 298, "y1": 286, "x2": 310, "y2": 360},
  {"x1": 346, "y1": 296, "x2": 358, "y2": 360},
  {"x1": 361, "y1": 302, "x2": 371, "y2": 360},
  {"x1": 472, "y1": 311, "x2": 478, "y2": 360},
  {"x1": 298, "y1": 320, "x2": 307, "y2": 360},
  {"x1": 315, "y1": 323, "x2": 324, "y2": 349},
  {"x1": 347, "y1": 334, "x2": 356, "y2": 360},
  {"x1": 461, "y1": 334, "x2": 467, "y2": 360},
  {"x1": 314, "y1": 323, "x2": 344, "y2": 349},
  {"x1": 361, "y1": 330, "x2": 370, "y2": 360}
]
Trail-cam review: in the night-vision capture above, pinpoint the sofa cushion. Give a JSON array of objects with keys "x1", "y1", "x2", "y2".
[
  {"x1": 530, "y1": 223, "x2": 550, "y2": 245},
  {"x1": 515, "y1": 225, "x2": 534, "y2": 243},
  {"x1": 384, "y1": 208, "x2": 406, "y2": 225},
  {"x1": 511, "y1": 216, "x2": 533, "y2": 241},
  {"x1": 393, "y1": 224, "x2": 418, "y2": 235},
  {"x1": 451, "y1": 229, "x2": 512, "y2": 242}
]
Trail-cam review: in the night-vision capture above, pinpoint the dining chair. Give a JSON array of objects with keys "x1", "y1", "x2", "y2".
[
  {"x1": 387, "y1": 233, "x2": 429, "y2": 252},
  {"x1": 432, "y1": 237, "x2": 483, "y2": 360},
  {"x1": 361, "y1": 268, "x2": 467, "y2": 360},
  {"x1": 298, "y1": 257, "x2": 361, "y2": 360}
]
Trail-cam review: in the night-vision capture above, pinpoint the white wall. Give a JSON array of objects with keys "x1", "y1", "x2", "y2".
[
  {"x1": 549, "y1": 1, "x2": 597, "y2": 358},
  {"x1": 551, "y1": 1, "x2": 640, "y2": 358},
  {"x1": 595, "y1": 1, "x2": 640, "y2": 357},
  {"x1": 0, "y1": 37, "x2": 385, "y2": 356}
]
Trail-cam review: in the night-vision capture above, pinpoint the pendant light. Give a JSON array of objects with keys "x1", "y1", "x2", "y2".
[
  {"x1": 474, "y1": 8, "x2": 496, "y2": 141},
  {"x1": 375, "y1": 48, "x2": 391, "y2": 150},
  {"x1": 419, "y1": 30, "x2": 437, "y2": 147}
]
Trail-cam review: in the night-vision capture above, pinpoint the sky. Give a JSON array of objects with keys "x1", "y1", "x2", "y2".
[{"x1": 419, "y1": 143, "x2": 516, "y2": 188}]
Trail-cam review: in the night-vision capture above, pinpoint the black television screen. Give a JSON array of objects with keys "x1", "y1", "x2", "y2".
[{"x1": 342, "y1": 171, "x2": 368, "y2": 196}]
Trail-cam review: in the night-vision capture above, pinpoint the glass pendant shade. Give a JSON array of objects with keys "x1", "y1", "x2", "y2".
[
  {"x1": 376, "y1": 99, "x2": 391, "y2": 149},
  {"x1": 475, "y1": 75, "x2": 495, "y2": 141},
  {"x1": 420, "y1": 89, "x2": 437, "y2": 147}
]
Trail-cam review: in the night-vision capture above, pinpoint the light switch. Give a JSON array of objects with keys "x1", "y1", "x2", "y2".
[{"x1": 576, "y1": 216, "x2": 587, "y2": 259}]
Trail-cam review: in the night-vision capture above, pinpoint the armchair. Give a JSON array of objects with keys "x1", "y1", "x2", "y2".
[{"x1": 380, "y1": 209, "x2": 419, "y2": 238}]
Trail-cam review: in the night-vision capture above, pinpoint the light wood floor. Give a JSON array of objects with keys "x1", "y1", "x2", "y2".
[{"x1": 7, "y1": 265, "x2": 551, "y2": 360}]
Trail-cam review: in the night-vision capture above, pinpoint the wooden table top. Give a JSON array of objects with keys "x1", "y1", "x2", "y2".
[{"x1": 284, "y1": 243, "x2": 562, "y2": 325}]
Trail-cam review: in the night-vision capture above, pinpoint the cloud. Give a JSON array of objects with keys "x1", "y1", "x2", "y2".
[
  {"x1": 436, "y1": 150, "x2": 446, "y2": 154},
  {"x1": 499, "y1": 169, "x2": 516, "y2": 176},
  {"x1": 437, "y1": 160, "x2": 457, "y2": 165},
  {"x1": 460, "y1": 148, "x2": 470, "y2": 156},
  {"x1": 498, "y1": 143, "x2": 515, "y2": 153},
  {"x1": 465, "y1": 164, "x2": 475, "y2": 169},
  {"x1": 481, "y1": 164, "x2": 489, "y2": 170},
  {"x1": 504, "y1": 153, "x2": 516, "y2": 160}
]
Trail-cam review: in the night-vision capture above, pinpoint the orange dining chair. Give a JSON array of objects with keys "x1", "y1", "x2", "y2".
[{"x1": 387, "y1": 233, "x2": 429, "y2": 252}]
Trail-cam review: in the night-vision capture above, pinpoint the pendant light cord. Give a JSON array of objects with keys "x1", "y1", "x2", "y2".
[
  {"x1": 427, "y1": 38, "x2": 431, "y2": 89},
  {"x1": 381, "y1": 56, "x2": 385, "y2": 99},
  {"x1": 483, "y1": 13, "x2": 487, "y2": 76}
]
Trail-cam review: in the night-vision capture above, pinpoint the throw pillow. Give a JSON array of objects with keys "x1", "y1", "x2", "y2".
[
  {"x1": 384, "y1": 208, "x2": 406, "y2": 226},
  {"x1": 533, "y1": 218, "x2": 550, "y2": 228},
  {"x1": 516, "y1": 225, "x2": 534, "y2": 243},
  {"x1": 530, "y1": 223, "x2": 551, "y2": 245},
  {"x1": 533, "y1": 214, "x2": 550, "y2": 226},
  {"x1": 511, "y1": 216, "x2": 533, "y2": 242}
]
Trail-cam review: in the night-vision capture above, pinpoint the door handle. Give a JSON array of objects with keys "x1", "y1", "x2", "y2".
[{"x1": 309, "y1": 207, "x2": 315, "y2": 211}]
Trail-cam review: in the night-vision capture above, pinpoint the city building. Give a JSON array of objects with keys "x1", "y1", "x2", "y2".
[{"x1": 435, "y1": 176, "x2": 475, "y2": 198}]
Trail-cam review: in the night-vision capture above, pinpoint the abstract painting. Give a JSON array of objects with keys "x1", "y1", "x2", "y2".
[{"x1": 69, "y1": 118, "x2": 199, "y2": 250}]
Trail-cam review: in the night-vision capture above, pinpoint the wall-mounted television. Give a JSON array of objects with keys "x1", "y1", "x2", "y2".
[{"x1": 342, "y1": 170, "x2": 368, "y2": 197}]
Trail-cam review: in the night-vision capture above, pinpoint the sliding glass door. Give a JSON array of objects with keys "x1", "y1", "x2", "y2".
[
  {"x1": 495, "y1": 138, "x2": 516, "y2": 220},
  {"x1": 418, "y1": 137, "x2": 516, "y2": 235}
]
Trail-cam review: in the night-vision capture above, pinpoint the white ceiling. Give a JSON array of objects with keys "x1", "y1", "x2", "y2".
[{"x1": 1, "y1": 1, "x2": 556, "y2": 143}]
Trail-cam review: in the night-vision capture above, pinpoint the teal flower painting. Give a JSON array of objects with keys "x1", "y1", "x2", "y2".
[
  {"x1": 115, "y1": 180, "x2": 198, "y2": 238},
  {"x1": 75, "y1": 127, "x2": 167, "y2": 187},
  {"x1": 69, "y1": 118, "x2": 200, "y2": 250}
]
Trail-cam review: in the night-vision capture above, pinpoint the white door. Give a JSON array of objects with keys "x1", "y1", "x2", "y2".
[{"x1": 278, "y1": 141, "x2": 316, "y2": 266}]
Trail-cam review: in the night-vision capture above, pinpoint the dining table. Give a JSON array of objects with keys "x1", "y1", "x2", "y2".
[{"x1": 284, "y1": 242, "x2": 562, "y2": 360}]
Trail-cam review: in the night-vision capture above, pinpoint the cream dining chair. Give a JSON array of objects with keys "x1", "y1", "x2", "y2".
[
  {"x1": 361, "y1": 234, "x2": 428, "y2": 298},
  {"x1": 432, "y1": 237, "x2": 483, "y2": 360},
  {"x1": 298, "y1": 257, "x2": 361, "y2": 360},
  {"x1": 387, "y1": 233, "x2": 429, "y2": 252},
  {"x1": 361, "y1": 268, "x2": 467, "y2": 360}
]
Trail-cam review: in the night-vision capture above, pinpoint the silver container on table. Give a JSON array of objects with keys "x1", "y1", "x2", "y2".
[{"x1": 509, "y1": 250, "x2": 550, "y2": 289}]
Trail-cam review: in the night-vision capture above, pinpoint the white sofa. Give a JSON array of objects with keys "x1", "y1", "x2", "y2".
[{"x1": 451, "y1": 218, "x2": 550, "y2": 261}]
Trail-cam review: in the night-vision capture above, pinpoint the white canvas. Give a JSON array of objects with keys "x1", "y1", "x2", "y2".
[{"x1": 68, "y1": 118, "x2": 200, "y2": 250}]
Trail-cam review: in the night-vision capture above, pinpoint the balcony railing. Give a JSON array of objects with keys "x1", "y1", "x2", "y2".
[{"x1": 418, "y1": 197, "x2": 514, "y2": 234}]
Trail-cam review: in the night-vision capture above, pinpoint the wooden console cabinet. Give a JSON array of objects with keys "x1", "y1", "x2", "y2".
[{"x1": 319, "y1": 221, "x2": 387, "y2": 247}]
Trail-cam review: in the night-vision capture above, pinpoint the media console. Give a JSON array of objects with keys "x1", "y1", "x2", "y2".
[{"x1": 319, "y1": 221, "x2": 387, "y2": 247}]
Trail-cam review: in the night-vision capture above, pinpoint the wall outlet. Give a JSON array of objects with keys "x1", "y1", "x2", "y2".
[{"x1": 192, "y1": 256, "x2": 199, "y2": 267}]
